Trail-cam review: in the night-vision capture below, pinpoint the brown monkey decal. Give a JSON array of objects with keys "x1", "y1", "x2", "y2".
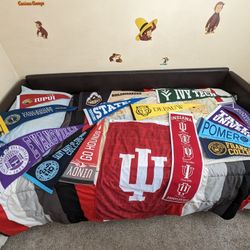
[
  {"x1": 109, "y1": 53, "x2": 123, "y2": 63},
  {"x1": 205, "y1": 2, "x2": 225, "y2": 34},
  {"x1": 135, "y1": 18, "x2": 158, "y2": 41},
  {"x1": 35, "y1": 21, "x2": 48, "y2": 39}
]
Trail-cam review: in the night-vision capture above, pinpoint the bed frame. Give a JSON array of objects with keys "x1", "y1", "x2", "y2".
[{"x1": 1, "y1": 68, "x2": 249, "y2": 111}]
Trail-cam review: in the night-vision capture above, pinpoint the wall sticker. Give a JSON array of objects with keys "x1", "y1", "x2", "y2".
[
  {"x1": 160, "y1": 57, "x2": 169, "y2": 66},
  {"x1": 18, "y1": 1, "x2": 45, "y2": 7},
  {"x1": 109, "y1": 53, "x2": 123, "y2": 63},
  {"x1": 135, "y1": 17, "x2": 158, "y2": 41},
  {"x1": 35, "y1": 21, "x2": 48, "y2": 39},
  {"x1": 205, "y1": 2, "x2": 225, "y2": 34}
]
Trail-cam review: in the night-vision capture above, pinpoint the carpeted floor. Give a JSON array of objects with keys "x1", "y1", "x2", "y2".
[{"x1": 2, "y1": 211, "x2": 250, "y2": 250}]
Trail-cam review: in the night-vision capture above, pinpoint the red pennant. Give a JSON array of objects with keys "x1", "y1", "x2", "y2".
[
  {"x1": 162, "y1": 113, "x2": 203, "y2": 203},
  {"x1": 19, "y1": 93, "x2": 70, "y2": 108}
]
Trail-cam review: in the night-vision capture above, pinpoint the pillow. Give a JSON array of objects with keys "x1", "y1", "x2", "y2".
[{"x1": 1, "y1": 86, "x2": 72, "y2": 144}]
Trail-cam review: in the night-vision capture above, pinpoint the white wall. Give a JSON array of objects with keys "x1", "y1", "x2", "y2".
[
  {"x1": 0, "y1": 44, "x2": 18, "y2": 102},
  {"x1": 0, "y1": 0, "x2": 249, "y2": 82}
]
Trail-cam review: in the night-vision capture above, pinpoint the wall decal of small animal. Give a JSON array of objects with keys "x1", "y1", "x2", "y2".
[
  {"x1": 35, "y1": 21, "x2": 48, "y2": 39},
  {"x1": 160, "y1": 57, "x2": 169, "y2": 65},
  {"x1": 109, "y1": 53, "x2": 123, "y2": 63},
  {"x1": 205, "y1": 2, "x2": 225, "y2": 34}
]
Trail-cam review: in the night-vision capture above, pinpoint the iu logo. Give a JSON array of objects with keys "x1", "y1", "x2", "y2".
[
  {"x1": 178, "y1": 133, "x2": 191, "y2": 144},
  {"x1": 119, "y1": 148, "x2": 167, "y2": 201},
  {"x1": 177, "y1": 183, "x2": 191, "y2": 196},
  {"x1": 179, "y1": 122, "x2": 187, "y2": 132},
  {"x1": 182, "y1": 164, "x2": 194, "y2": 179},
  {"x1": 182, "y1": 145, "x2": 194, "y2": 161}
]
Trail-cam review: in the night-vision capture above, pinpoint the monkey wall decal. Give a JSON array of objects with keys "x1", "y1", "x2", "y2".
[
  {"x1": 35, "y1": 21, "x2": 48, "y2": 39},
  {"x1": 205, "y1": 2, "x2": 225, "y2": 34}
]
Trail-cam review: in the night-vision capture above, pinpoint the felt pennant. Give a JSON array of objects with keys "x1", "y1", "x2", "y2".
[
  {"x1": 206, "y1": 105, "x2": 250, "y2": 137},
  {"x1": 199, "y1": 138, "x2": 250, "y2": 159},
  {"x1": 0, "y1": 116, "x2": 9, "y2": 137},
  {"x1": 0, "y1": 125, "x2": 82, "y2": 189},
  {"x1": 19, "y1": 93, "x2": 71, "y2": 108},
  {"x1": 222, "y1": 103, "x2": 250, "y2": 129},
  {"x1": 131, "y1": 103, "x2": 202, "y2": 121},
  {"x1": 0, "y1": 105, "x2": 77, "y2": 135},
  {"x1": 198, "y1": 119, "x2": 250, "y2": 148},
  {"x1": 24, "y1": 128, "x2": 91, "y2": 194},
  {"x1": 60, "y1": 120, "x2": 105, "y2": 185},
  {"x1": 156, "y1": 88, "x2": 232, "y2": 103},
  {"x1": 83, "y1": 98, "x2": 144, "y2": 125},
  {"x1": 162, "y1": 113, "x2": 203, "y2": 203}
]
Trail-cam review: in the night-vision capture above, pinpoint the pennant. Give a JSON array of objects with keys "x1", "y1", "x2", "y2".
[
  {"x1": 60, "y1": 120, "x2": 105, "y2": 185},
  {"x1": 19, "y1": 93, "x2": 71, "y2": 108},
  {"x1": 0, "y1": 116, "x2": 9, "y2": 137},
  {"x1": 162, "y1": 113, "x2": 203, "y2": 203},
  {"x1": 198, "y1": 119, "x2": 250, "y2": 148},
  {"x1": 83, "y1": 98, "x2": 144, "y2": 125},
  {"x1": 24, "y1": 128, "x2": 91, "y2": 194},
  {"x1": 78, "y1": 91, "x2": 110, "y2": 110},
  {"x1": 0, "y1": 105, "x2": 77, "y2": 135},
  {"x1": 0, "y1": 125, "x2": 82, "y2": 189},
  {"x1": 222, "y1": 103, "x2": 250, "y2": 128},
  {"x1": 131, "y1": 103, "x2": 202, "y2": 121},
  {"x1": 156, "y1": 88, "x2": 232, "y2": 103},
  {"x1": 199, "y1": 138, "x2": 250, "y2": 159},
  {"x1": 206, "y1": 106, "x2": 250, "y2": 137}
]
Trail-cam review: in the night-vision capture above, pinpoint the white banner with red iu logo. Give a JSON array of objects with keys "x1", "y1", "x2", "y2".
[{"x1": 162, "y1": 113, "x2": 203, "y2": 203}]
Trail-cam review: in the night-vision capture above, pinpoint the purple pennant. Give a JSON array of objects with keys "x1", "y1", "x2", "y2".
[
  {"x1": 222, "y1": 103, "x2": 250, "y2": 129},
  {"x1": 0, "y1": 125, "x2": 82, "y2": 189},
  {"x1": 207, "y1": 106, "x2": 250, "y2": 137}
]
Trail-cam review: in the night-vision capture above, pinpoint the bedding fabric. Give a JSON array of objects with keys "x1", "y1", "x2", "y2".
[{"x1": 0, "y1": 87, "x2": 249, "y2": 237}]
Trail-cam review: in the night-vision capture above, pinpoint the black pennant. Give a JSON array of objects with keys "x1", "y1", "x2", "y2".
[{"x1": 24, "y1": 127, "x2": 91, "y2": 194}]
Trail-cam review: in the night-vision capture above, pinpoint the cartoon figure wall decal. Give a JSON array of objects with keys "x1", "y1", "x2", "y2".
[
  {"x1": 109, "y1": 53, "x2": 123, "y2": 63},
  {"x1": 160, "y1": 57, "x2": 169, "y2": 65},
  {"x1": 135, "y1": 18, "x2": 158, "y2": 41},
  {"x1": 205, "y1": 2, "x2": 225, "y2": 34},
  {"x1": 35, "y1": 21, "x2": 48, "y2": 39}
]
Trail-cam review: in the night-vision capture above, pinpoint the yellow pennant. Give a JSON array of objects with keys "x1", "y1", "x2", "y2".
[
  {"x1": 131, "y1": 103, "x2": 202, "y2": 120},
  {"x1": 0, "y1": 116, "x2": 9, "y2": 136}
]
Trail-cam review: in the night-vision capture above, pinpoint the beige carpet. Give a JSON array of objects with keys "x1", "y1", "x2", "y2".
[
  {"x1": 0, "y1": 235, "x2": 7, "y2": 249},
  {"x1": 3, "y1": 211, "x2": 250, "y2": 250}
]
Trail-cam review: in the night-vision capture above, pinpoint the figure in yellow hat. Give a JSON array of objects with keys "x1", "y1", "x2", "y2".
[{"x1": 135, "y1": 17, "x2": 158, "y2": 41}]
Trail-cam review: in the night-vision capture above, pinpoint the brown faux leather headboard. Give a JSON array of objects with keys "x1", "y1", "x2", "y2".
[
  {"x1": 25, "y1": 68, "x2": 230, "y2": 93},
  {"x1": 1, "y1": 68, "x2": 249, "y2": 111}
]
